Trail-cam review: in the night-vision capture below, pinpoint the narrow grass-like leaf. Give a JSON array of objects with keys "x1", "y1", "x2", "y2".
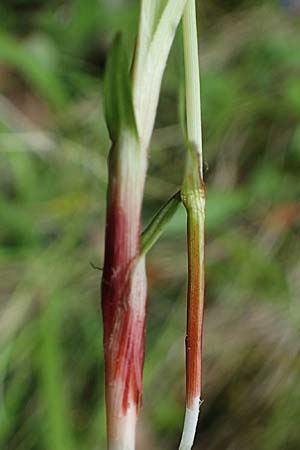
[
  {"x1": 141, "y1": 0, "x2": 169, "y2": 40},
  {"x1": 104, "y1": 34, "x2": 138, "y2": 142},
  {"x1": 132, "y1": 0, "x2": 188, "y2": 147},
  {"x1": 136, "y1": 1, "x2": 160, "y2": 59},
  {"x1": 141, "y1": 190, "x2": 181, "y2": 255}
]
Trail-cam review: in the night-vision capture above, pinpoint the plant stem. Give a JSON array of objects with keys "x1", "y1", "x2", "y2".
[
  {"x1": 101, "y1": 2, "x2": 190, "y2": 449},
  {"x1": 179, "y1": 1, "x2": 206, "y2": 449},
  {"x1": 182, "y1": 0, "x2": 203, "y2": 177},
  {"x1": 101, "y1": 131, "x2": 147, "y2": 450}
]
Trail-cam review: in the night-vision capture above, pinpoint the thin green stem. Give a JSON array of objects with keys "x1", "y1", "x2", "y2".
[
  {"x1": 179, "y1": 1, "x2": 205, "y2": 450},
  {"x1": 182, "y1": 0, "x2": 203, "y2": 177}
]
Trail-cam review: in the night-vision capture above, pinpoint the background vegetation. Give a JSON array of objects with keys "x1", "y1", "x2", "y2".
[{"x1": 1, "y1": 0, "x2": 300, "y2": 449}]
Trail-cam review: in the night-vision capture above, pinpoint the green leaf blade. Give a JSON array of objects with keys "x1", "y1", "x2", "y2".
[
  {"x1": 141, "y1": 191, "x2": 182, "y2": 255},
  {"x1": 104, "y1": 34, "x2": 138, "y2": 142}
]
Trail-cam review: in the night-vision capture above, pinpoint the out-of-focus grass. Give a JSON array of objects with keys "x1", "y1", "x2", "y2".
[{"x1": 1, "y1": 1, "x2": 300, "y2": 449}]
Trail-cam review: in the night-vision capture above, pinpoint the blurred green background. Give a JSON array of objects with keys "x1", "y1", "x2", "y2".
[{"x1": 1, "y1": 0, "x2": 300, "y2": 449}]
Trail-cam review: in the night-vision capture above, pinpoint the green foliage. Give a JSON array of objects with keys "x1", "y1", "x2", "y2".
[
  {"x1": 0, "y1": 30, "x2": 66, "y2": 109},
  {"x1": 104, "y1": 34, "x2": 137, "y2": 142},
  {"x1": 1, "y1": 1, "x2": 300, "y2": 450},
  {"x1": 38, "y1": 296, "x2": 74, "y2": 450},
  {"x1": 141, "y1": 191, "x2": 181, "y2": 255}
]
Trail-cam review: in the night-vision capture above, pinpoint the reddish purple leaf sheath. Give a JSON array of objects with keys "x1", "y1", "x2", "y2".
[{"x1": 101, "y1": 144, "x2": 147, "y2": 445}]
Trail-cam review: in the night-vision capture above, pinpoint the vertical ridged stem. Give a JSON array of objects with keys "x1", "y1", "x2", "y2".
[
  {"x1": 179, "y1": 1, "x2": 205, "y2": 450},
  {"x1": 101, "y1": 132, "x2": 147, "y2": 450}
]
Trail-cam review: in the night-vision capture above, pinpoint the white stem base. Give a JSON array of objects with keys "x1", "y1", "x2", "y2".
[
  {"x1": 179, "y1": 396, "x2": 202, "y2": 450},
  {"x1": 108, "y1": 402, "x2": 137, "y2": 450}
]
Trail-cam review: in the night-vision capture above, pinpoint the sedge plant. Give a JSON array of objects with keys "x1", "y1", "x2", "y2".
[{"x1": 101, "y1": 1, "x2": 204, "y2": 450}]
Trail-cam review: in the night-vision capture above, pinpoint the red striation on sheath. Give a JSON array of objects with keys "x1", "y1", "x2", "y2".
[{"x1": 101, "y1": 148, "x2": 147, "y2": 421}]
